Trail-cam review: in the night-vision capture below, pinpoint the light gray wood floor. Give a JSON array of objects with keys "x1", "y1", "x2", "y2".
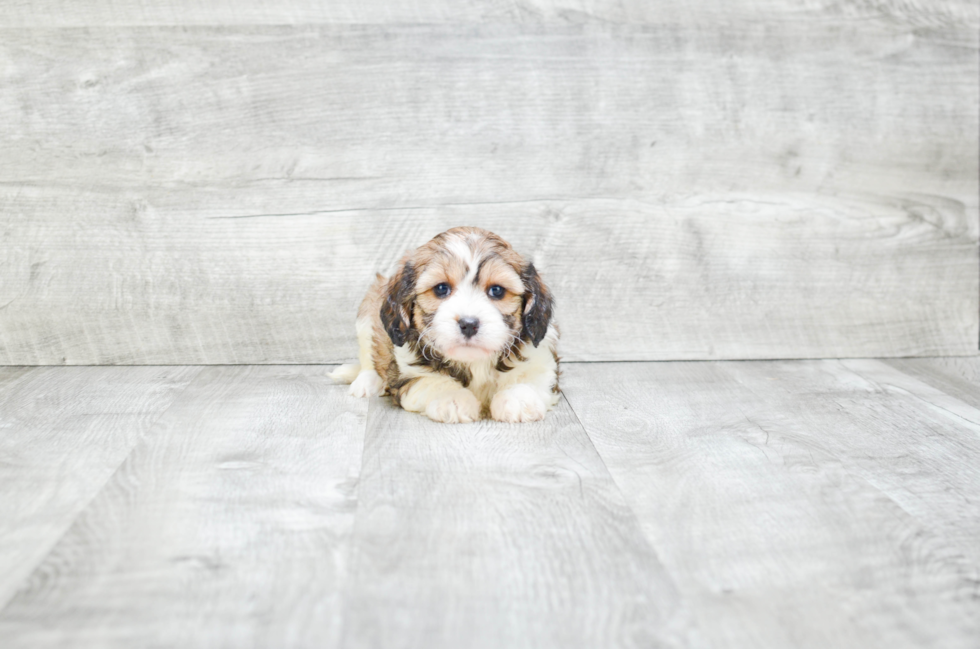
[{"x1": 0, "y1": 359, "x2": 977, "y2": 648}]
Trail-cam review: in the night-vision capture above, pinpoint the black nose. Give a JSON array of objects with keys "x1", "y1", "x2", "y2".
[{"x1": 458, "y1": 317, "x2": 480, "y2": 339}]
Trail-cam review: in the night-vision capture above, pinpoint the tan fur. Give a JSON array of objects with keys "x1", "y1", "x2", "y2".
[{"x1": 355, "y1": 271, "x2": 396, "y2": 380}]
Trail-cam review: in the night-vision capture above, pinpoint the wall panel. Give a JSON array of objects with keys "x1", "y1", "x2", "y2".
[{"x1": 0, "y1": 20, "x2": 975, "y2": 363}]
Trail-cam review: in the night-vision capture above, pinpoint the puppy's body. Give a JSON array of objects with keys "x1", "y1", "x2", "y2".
[{"x1": 332, "y1": 227, "x2": 560, "y2": 423}]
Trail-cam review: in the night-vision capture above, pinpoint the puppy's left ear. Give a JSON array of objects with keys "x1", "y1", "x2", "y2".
[
  {"x1": 380, "y1": 260, "x2": 416, "y2": 347},
  {"x1": 520, "y1": 262, "x2": 553, "y2": 347}
]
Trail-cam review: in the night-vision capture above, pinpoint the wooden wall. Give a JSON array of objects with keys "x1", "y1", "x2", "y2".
[{"x1": 1, "y1": 2, "x2": 977, "y2": 364}]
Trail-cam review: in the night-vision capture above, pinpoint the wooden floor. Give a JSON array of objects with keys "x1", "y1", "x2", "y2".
[{"x1": 0, "y1": 359, "x2": 977, "y2": 648}]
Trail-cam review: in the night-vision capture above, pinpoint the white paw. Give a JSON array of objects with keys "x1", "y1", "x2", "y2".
[
  {"x1": 491, "y1": 384, "x2": 548, "y2": 423},
  {"x1": 349, "y1": 370, "x2": 384, "y2": 398},
  {"x1": 425, "y1": 388, "x2": 481, "y2": 424}
]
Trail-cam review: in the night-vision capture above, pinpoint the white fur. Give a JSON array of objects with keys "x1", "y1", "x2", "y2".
[
  {"x1": 447, "y1": 238, "x2": 478, "y2": 271},
  {"x1": 491, "y1": 383, "x2": 547, "y2": 422},
  {"x1": 398, "y1": 323, "x2": 560, "y2": 424},
  {"x1": 424, "y1": 388, "x2": 482, "y2": 423},
  {"x1": 339, "y1": 316, "x2": 385, "y2": 398},
  {"x1": 349, "y1": 369, "x2": 384, "y2": 398},
  {"x1": 431, "y1": 281, "x2": 513, "y2": 363},
  {"x1": 397, "y1": 373, "x2": 480, "y2": 423}
]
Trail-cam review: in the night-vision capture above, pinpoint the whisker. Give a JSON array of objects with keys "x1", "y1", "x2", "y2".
[{"x1": 416, "y1": 324, "x2": 438, "y2": 361}]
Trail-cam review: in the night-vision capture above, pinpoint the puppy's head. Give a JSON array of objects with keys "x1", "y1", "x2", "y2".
[{"x1": 380, "y1": 227, "x2": 553, "y2": 363}]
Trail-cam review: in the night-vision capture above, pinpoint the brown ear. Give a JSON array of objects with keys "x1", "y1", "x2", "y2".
[
  {"x1": 380, "y1": 261, "x2": 416, "y2": 347},
  {"x1": 520, "y1": 263, "x2": 553, "y2": 347}
]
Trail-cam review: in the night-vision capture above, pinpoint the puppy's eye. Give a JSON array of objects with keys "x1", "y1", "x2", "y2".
[
  {"x1": 487, "y1": 285, "x2": 505, "y2": 300},
  {"x1": 433, "y1": 283, "x2": 452, "y2": 298}
]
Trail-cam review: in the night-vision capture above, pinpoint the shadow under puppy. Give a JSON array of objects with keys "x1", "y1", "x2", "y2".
[{"x1": 331, "y1": 227, "x2": 560, "y2": 423}]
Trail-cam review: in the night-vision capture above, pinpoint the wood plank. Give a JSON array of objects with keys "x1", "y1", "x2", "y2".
[
  {"x1": 0, "y1": 367, "x2": 37, "y2": 391},
  {"x1": 3, "y1": 0, "x2": 977, "y2": 27},
  {"x1": 884, "y1": 357, "x2": 980, "y2": 410},
  {"x1": 819, "y1": 359, "x2": 980, "y2": 559},
  {"x1": 0, "y1": 366, "x2": 200, "y2": 611},
  {"x1": 0, "y1": 22, "x2": 975, "y2": 363},
  {"x1": 1, "y1": 24, "x2": 974, "y2": 200},
  {"x1": 561, "y1": 361, "x2": 980, "y2": 649},
  {"x1": 0, "y1": 366, "x2": 367, "y2": 648},
  {"x1": 1, "y1": 188, "x2": 975, "y2": 364},
  {"x1": 338, "y1": 395, "x2": 683, "y2": 649}
]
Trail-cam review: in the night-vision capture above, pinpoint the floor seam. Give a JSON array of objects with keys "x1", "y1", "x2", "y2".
[
  {"x1": 0, "y1": 366, "x2": 207, "y2": 616},
  {"x1": 332, "y1": 391, "x2": 373, "y2": 649}
]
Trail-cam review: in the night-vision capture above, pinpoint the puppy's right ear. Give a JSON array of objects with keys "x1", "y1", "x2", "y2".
[{"x1": 380, "y1": 261, "x2": 416, "y2": 347}]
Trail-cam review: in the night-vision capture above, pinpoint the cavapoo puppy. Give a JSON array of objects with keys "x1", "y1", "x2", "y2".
[{"x1": 331, "y1": 227, "x2": 560, "y2": 423}]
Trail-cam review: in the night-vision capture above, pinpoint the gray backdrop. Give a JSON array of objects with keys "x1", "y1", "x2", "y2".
[{"x1": 1, "y1": 1, "x2": 977, "y2": 364}]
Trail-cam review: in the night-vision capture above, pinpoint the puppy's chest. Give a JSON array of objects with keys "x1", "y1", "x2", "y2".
[
  {"x1": 456, "y1": 355, "x2": 547, "y2": 405},
  {"x1": 465, "y1": 362, "x2": 505, "y2": 404},
  {"x1": 393, "y1": 345, "x2": 517, "y2": 404}
]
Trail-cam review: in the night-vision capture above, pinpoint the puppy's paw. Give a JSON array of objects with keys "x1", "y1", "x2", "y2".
[
  {"x1": 425, "y1": 388, "x2": 481, "y2": 424},
  {"x1": 491, "y1": 384, "x2": 548, "y2": 423},
  {"x1": 349, "y1": 369, "x2": 384, "y2": 398}
]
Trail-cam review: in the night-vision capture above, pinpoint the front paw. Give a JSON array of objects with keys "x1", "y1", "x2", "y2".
[
  {"x1": 491, "y1": 384, "x2": 547, "y2": 423},
  {"x1": 425, "y1": 388, "x2": 481, "y2": 423},
  {"x1": 349, "y1": 370, "x2": 384, "y2": 398}
]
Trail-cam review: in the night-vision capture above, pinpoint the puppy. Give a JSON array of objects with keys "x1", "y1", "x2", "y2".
[{"x1": 330, "y1": 227, "x2": 560, "y2": 423}]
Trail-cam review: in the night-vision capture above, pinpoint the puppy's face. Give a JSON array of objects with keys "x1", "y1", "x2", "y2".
[
  {"x1": 380, "y1": 227, "x2": 552, "y2": 363},
  {"x1": 414, "y1": 239, "x2": 525, "y2": 362}
]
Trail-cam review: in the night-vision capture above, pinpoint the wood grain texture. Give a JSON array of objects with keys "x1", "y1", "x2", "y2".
[
  {"x1": 0, "y1": 361, "x2": 977, "y2": 646},
  {"x1": 3, "y1": 0, "x2": 978, "y2": 27},
  {"x1": 0, "y1": 367, "x2": 37, "y2": 392},
  {"x1": 884, "y1": 356, "x2": 980, "y2": 410},
  {"x1": 0, "y1": 19, "x2": 976, "y2": 363},
  {"x1": 339, "y1": 395, "x2": 683, "y2": 649},
  {"x1": 0, "y1": 366, "x2": 200, "y2": 611},
  {"x1": 0, "y1": 366, "x2": 366, "y2": 648},
  {"x1": 561, "y1": 360, "x2": 980, "y2": 649},
  {"x1": 729, "y1": 359, "x2": 980, "y2": 575},
  {"x1": 2, "y1": 188, "x2": 975, "y2": 364}
]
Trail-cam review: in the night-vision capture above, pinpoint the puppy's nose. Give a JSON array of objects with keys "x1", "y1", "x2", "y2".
[{"x1": 458, "y1": 317, "x2": 480, "y2": 339}]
